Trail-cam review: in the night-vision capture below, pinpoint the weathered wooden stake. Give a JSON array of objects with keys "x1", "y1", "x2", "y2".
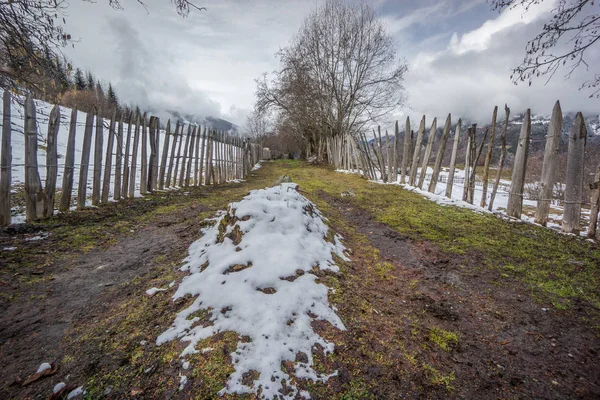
[
  {"x1": 480, "y1": 106, "x2": 498, "y2": 208},
  {"x1": 462, "y1": 127, "x2": 473, "y2": 202},
  {"x1": 167, "y1": 122, "x2": 180, "y2": 187},
  {"x1": 101, "y1": 110, "x2": 116, "y2": 203},
  {"x1": 140, "y1": 113, "x2": 148, "y2": 195},
  {"x1": 128, "y1": 113, "x2": 141, "y2": 198},
  {"x1": 489, "y1": 105, "x2": 510, "y2": 211},
  {"x1": 92, "y1": 112, "x2": 104, "y2": 206},
  {"x1": 562, "y1": 112, "x2": 587, "y2": 234},
  {"x1": 43, "y1": 105, "x2": 60, "y2": 217},
  {"x1": 507, "y1": 109, "x2": 531, "y2": 218},
  {"x1": 24, "y1": 94, "x2": 43, "y2": 221},
  {"x1": 1, "y1": 90, "x2": 12, "y2": 225},
  {"x1": 158, "y1": 120, "x2": 171, "y2": 190},
  {"x1": 77, "y1": 108, "x2": 95, "y2": 210},
  {"x1": 446, "y1": 119, "x2": 461, "y2": 198},
  {"x1": 121, "y1": 112, "x2": 133, "y2": 198},
  {"x1": 400, "y1": 117, "x2": 410, "y2": 183},
  {"x1": 429, "y1": 113, "x2": 451, "y2": 193},
  {"x1": 199, "y1": 127, "x2": 206, "y2": 185},
  {"x1": 185, "y1": 126, "x2": 197, "y2": 187},
  {"x1": 194, "y1": 124, "x2": 202, "y2": 185},
  {"x1": 179, "y1": 124, "x2": 191, "y2": 187},
  {"x1": 418, "y1": 117, "x2": 437, "y2": 189},
  {"x1": 114, "y1": 113, "x2": 123, "y2": 200},
  {"x1": 587, "y1": 165, "x2": 600, "y2": 239},
  {"x1": 535, "y1": 101, "x2": 563, "y2": 225},
  {"x1": 147, "y1": 116, "x2": 157, "y2": 192},
  {"x1": 409, "y1": 116, "x2": 426, "y2": 186}
]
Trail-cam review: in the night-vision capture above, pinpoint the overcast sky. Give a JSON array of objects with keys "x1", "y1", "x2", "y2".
[{"x1": 62, "y1": 0, "x2": 600, "y2": 128}]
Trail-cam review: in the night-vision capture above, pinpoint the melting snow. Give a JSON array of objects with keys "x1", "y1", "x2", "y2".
[
  {"x1": 67, "y1": 386, "x2": 84, "y2": 399},
  {"x1": 36, "y1": 362, "x2": 51, "y2": 374},
  {"x1": 145, "y1": 287, "x2": 167, "y2": 296},
  {"x1": 157, "y1": 182, "x2": 348, "y2": 398}
]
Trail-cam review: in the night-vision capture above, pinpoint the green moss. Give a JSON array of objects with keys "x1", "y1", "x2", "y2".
[
  {"x1": 428, "y1": 327, "x2": 458, "y2": 351},
  {"x1": 422, "y1": 363, "x2": 455, "y2": 391},
  {"x1": 374, "y1": 261, "x2": 395, "y2": 280}
]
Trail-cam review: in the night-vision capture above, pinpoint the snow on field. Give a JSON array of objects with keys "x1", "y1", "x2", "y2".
[
  {"x1": 0, "y1": 89, "x2": 239, "y2": 222},
  {"x1": 337, "y1": 167, "x2": 589, "y2": 236},
  {"x1": 157, "y1": 182, "x2": 348, "y2": 398}
]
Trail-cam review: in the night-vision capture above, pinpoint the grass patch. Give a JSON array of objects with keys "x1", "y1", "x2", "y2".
[
  {"x1": 428, "y1": 327, "x2": 458, "y2": 351},
  {"x1": 276, "y1": 160, "x2": 600, "y2": 314}
]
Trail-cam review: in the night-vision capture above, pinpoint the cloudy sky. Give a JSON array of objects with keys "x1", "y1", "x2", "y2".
[{"x1": 61, "y1": 0, "x2": 600, "y2": 127}]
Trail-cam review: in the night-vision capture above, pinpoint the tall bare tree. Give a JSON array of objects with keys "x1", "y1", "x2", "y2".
[{"x1": 256, "y1": 0, "x2": 407, "y2": 155}]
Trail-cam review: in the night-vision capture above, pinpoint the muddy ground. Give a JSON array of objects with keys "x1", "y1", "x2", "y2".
[{"x1": 1, "y1": 161, "x2": 599, "y2": 399}]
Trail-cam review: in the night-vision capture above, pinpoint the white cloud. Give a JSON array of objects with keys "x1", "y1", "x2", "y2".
[{"x1": 401, "y1": 0, "x2": 600, "y2": 126}]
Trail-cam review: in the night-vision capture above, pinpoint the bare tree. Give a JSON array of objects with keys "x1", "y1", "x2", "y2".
[
  {"x1": 256, "y1": 0, "x2": 407, "y2": 155},
  {"x1": 492, "y1": 0, "x2": 600, "y2": 96},
  {"x1": 244, "y1": 110, "x2": 271, "y2": 148}
]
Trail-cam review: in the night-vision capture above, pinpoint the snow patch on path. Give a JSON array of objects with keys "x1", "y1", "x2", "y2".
[{"x1": 157, "y1": 182, "x2": 348, "y2": 398}]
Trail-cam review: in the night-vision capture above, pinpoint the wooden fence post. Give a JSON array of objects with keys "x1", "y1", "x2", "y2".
[
  {"x1": 392, "y1": 121, "x2": 399, "y2": 182},
  {"x1": 488, "y1": 105, "x2": 510, "y2": 211},
  {"x1": 77, "y1": 107, "x2": 95, "y2": 210},
  {"x1": 179, "y1": 124, "x2": 191, "y2": 187},
  {"x1": 462, "y1": 126, "x2": 473, "y2": 202},
  {"x1": 121, "y1": 112, "x2": 133, "y2": 198},
  {"x1": 586, "y1": 164, "x2": 600, "y2": 239},
  {"x1": 140, "y1": 113, "x2": 148, "y2": 195},
  {"x1": 194, "y1": 125, "x2": 202, "y2": 185},
  {"x1": 159, "y1": 119, "x2": 171, "y2": 190},
  {"x1": 587, "y1": 165, "x2": 600, "y2": 239},
  {"x1": 507, "y1": 109, "x2": 531, "y2": 218},
  {"x1": 152, "y1": 117, "x2": 160, "y2": 190},
  {"x1": 205, "y1": 130, "x2": 213, "y2": 185},
  {"x1": 467, "y1": 125, "x2": 487, "y2": 204},
  {"x1": 114, "y1": 113, "x2": 123, "y2": 200},
  {"x1": 445, "y1": 118, "x2": 461, "y2": 198},
  {"x1": 185, "y1": 125, "x2": 197, "y2": 187},
  {"x1": 386, "y1": 130, "x2": 393, "y2": 182},
  {"x1": 429, "y1": 113, "x2": 451, "y2": 193},
  {"x1": 128, "y1": 113, "x2": 141, "y2": 198},
  {"x1": 59, "y1": 108, "x2": 77, "y2": 212},
  {"x1": 24, "y1": 94, "x2": 43, "y2": 221},
  {"x1": 1, "y1": 90, "x2": 12, "y2": 225},
  {"x1": 535, "y1": 101, "x2": 562, "y2": 225},
  {"x1": 418, "y1": 117, "x2": 437, "y2": 189},
  {"x1": 562, "y1": 112, "x2": 587, "y2": 234},
  {"x1": 409, "y1": 116, "x2": 425, "y2": 186},
  {"x1": 43, "y1": 105, "x2": 60, "y2": 217},
  {"x1": 147, "y1": 116, "x2": 156, "y2": 192},
  {"x1": 101, "y1": 110, "x2": 116, "y2": 203},
  {"x1": 400, "y1": 117, "x2": 410, "y2": 183},
  {"x1": 480, "y1": 106, "x2": 498, "y2": 208},
  {"x1": 199, "y1": 127, "x2": 207, "y2": 185},
  {"x1": 92, "y1": 111, "x2": 104, "y2": 206},
  {"x1": 167, "y1": 121, "x2": 180, "y2": 187}
]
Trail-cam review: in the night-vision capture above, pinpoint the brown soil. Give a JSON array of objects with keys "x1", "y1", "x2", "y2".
[
  {"x1": 1, "y1": 166, "x2": 599, "y2": 399},
  {"x1": 316, "y1": 191, "x2": 600, "y2": 399}
]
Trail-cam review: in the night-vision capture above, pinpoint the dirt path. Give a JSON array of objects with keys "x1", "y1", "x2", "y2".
[
  {"x1": 315, "y1": 192, "x2": 600, "y2": 399},
  {"x1": 1, "y1": 160, "x2": 599, "y2": 399}
]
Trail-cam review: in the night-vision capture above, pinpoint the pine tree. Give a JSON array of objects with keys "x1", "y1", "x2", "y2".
[
  {"x1": 74, "y1": 68, "x2": 86, "y2": 91},
  {"x1": 86, "y1": 71, "x2": 95, "y2": 91},
  {"x1": 107, "y1": 83, "x2": 119, "y2": 109},
  {"x1": 55, "y1": 58, "x2": 70, "y2": 92}
]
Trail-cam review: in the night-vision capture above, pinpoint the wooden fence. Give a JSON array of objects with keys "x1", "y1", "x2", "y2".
[
  {"x1": 325, "y1": 101, "x2": 600, "y2": 240},
  {"x1": 0, "y1": 92, "x2": 270, "y2": 225}
]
